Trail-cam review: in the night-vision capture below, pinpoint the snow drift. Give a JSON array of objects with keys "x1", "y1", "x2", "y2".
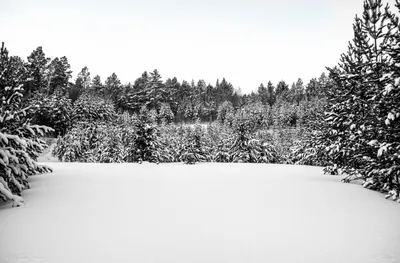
[{"x1": 0, "y1": 163, "x2": 399, "y2": 263}]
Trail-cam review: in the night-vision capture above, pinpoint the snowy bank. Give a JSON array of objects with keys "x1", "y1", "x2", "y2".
[{"x1": 0, "y1": 163, "x2": 399, "y2": 263}]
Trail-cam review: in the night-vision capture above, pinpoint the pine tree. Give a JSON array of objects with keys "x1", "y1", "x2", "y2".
[
  {"x1": 125, "y1": 71, "x2": 149, "y2": 113},
  {"x1": 0, "y1": 43, "x2": 53, "y2": 207},
  {"x1": 293, "y1": 78, "x2": 305, "y2": 105},
  {"x1": 204, "y1": 83, "x2": 218, "y2": 122},
  {"x1": 257, "y1": 83, "x2": 269, "y2": 106},
  {"x1": 46, "y1": 56, "x2": 72, "y2": 95},
  {"x1": 217, "y1": 101, "x2": 234, "y2": 124},
  {"x1": 158, "y1": 103, "x2": 174, "y2": 124},
  {"x1": 266, "y1": 81, "x2": 276, "y2": 107},
  {"x1": 145, "y1": 69, "x2": 166, "y2": 111},
  {"x1": 77, "y1": 66, "x2": 91, "y2": 90},
  {"x1": 372, "y1": 0, "x2": 400, "y2": 199},
  {"x1": 317, "y1": 73, "x2": 331, "y2": 98},
  {"x1": 69, "y1": 66, "x2": 91, "y2": 103},
  {"x1": 275, "y1": 80, "x2": 289, "y2": 102},
  {"x1": 1, "y1": 55, "x2": 27, "y2": 92},
  {"x1": 305, "y1": 78, "x2": 319, "y2": 100},
  {"x1": 177, "y1": 80, "x2": 193, "y2": 121},
  {"x1": 30, "y1": 94, "x2": 72, "y2": 136},
  {"x1": 219, "y1": 78, "x2": 234, "y2": 103},
  {"x1": 324, "y1": 0, "x2": 400, "y2": 198},
  {"x1": 24, "y1": 46, "x2": 49, "y2": 97},
  {"x1": 180, "y1": 125, "x2": 210, "y2": 164},
  {"x1": 91, "y1": 75, "x2": 103, "y2": 95},
  {"x1": 164, "y1": 77, "x2": 181, "y2": 117},
  {"x1": 229, "y1": 110, "x2": 280, "y2": 163},
  {"x1": 104, "y1": 72, "x2": 121, "y2": 103},
  {"x1": 129, "y1": 112, "x2": 161, "y2": 163}
]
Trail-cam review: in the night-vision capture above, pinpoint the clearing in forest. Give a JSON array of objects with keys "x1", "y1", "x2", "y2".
[{"x1": 0, "y1": 163, "x2": 400, "y2": 263}]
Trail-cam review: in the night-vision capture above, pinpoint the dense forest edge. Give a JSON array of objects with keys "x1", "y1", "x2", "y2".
[{"x1": 1, "y1": 0, "x2": 399, "y2": 207}]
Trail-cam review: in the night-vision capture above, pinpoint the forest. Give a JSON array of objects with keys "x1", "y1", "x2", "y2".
[{"x1": 1, "y1": 0, "x2": 400, "y2": 207}]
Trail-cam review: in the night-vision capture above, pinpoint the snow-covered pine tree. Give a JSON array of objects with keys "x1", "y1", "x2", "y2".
[
  {"x1": 0, "y1": 42, "x2": 53, "y2": 207},
  {"x1": 325, "y1": 0, "x2": 400, "y2": 199},
  {"x1": 127, "y1": 112, "x2": 161, "y2": 163},
  {"x1": 145, "y1": 69, "x2": 167, "y2": 112},
  {"x1": 158, "y1": 103, "x2": 174, "y2": 124},
  {"x1": 289, "y1": 93, "x2": 330, "y2": 166},
  {"x1": 71, "y1": 94, "x2": 116, "y2": 123},
  {"x1": 53, "y1": 123, "x2": 102, "y2": 162},
  {"x1": 216, "y1": 101, "x2": 234, "y2": 125},
  {"x1": 203, "y1": 122, "x2": 231, "y2": 162},
  {"x1": 213, "y1": 139, "x2": 231, "y2": 162},
  {"x1": 180, "y1": 125, "x2": 210, "y2": 164},
  {"x1": 374, "y1": 1, "x2": 400, "y2": 199},
  {"x1": 154, "y1": 124, "x2": 176, "y2": 162},
  {"x1": 95, "y1": 125, "x2": 125, "y2": 163},
  {"x1": 228, "y1": 112, "x2": 280, "y2": 163},
  {"x1": 30, "y1": 94, "x2": 72, "y2": 136}
]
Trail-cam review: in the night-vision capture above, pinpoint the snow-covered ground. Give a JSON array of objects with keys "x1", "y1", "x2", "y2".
[{"x1": 1, "y1": 163, "x2": 399, "y2": 263}]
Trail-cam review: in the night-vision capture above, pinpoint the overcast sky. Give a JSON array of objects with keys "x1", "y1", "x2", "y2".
[{"x1": 1, "y1": 0, "x2": 397, "y2": 93}]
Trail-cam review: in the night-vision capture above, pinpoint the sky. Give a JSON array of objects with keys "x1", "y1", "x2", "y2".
[{"x1": 1, "y1": 0, "x2": 397, "y2": 93}]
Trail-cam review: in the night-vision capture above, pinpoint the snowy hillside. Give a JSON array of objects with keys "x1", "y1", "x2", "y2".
[{"x1": 1, "y1": 163, "x2": 399, "y2": 263}]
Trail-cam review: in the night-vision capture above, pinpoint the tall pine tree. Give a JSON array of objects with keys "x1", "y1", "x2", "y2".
[{"x1": 324, "y1": 0, "x2": 400, "y2": 198}]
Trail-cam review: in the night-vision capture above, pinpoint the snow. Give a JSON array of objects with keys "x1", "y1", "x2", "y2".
[
  {"x1": 384, "y1": 84, "x2": 393, "y2": 95},
  {"x1": 1, "y1": 163, "x2": 400, "y2": 263},
  {"x1": 388, "y1": 112, "x2": 395, "y2": 121},
  {"x1": 379, "y1": 73, "x2": 393, "y2": 81}
]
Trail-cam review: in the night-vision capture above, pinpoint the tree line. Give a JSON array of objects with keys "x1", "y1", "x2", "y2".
[{"x1": 2, "y1": 42, "x2": 331, "y2": 125}]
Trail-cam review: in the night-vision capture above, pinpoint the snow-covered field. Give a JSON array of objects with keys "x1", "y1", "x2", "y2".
[{"x1": 1, "y1": 163, "x2": 400, "y2": 263}]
